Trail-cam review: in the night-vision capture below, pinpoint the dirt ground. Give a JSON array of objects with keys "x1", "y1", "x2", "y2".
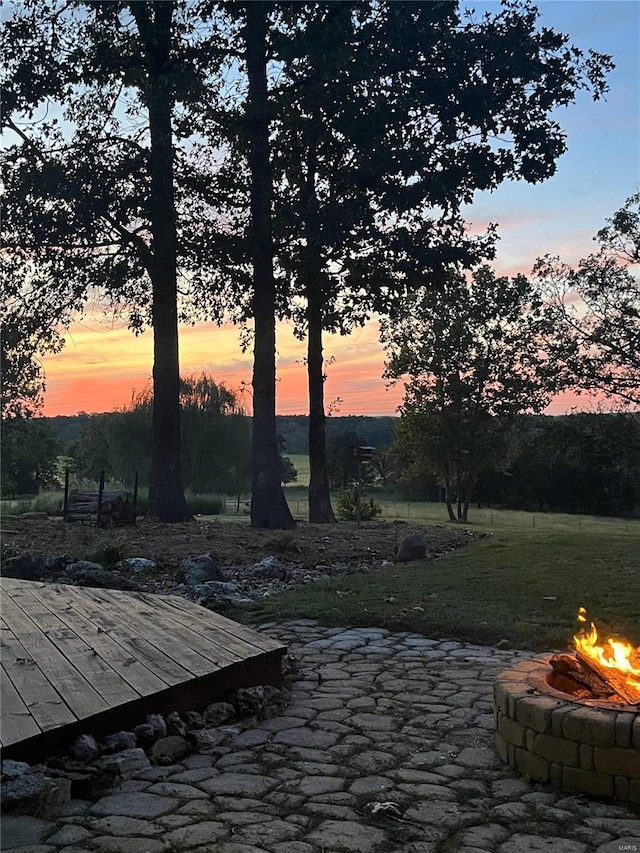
[{"x1": 1, "y1": 515, "x2": 475, "y2": 575}]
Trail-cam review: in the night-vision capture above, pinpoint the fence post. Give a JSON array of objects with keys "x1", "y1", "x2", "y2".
[
  {"x1": 63, "y1": 468, "x2": 70, "y2": 520},
  {"x1": 97, "y1": 470, "x2": 105, "y2": 527},
  {"x1": 133, "y1": 470, "x2": 139, "y2": 511}
]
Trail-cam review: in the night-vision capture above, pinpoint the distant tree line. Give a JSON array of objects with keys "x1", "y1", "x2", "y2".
[
  {"x1": 3, "y1": 406, "x2": 639, "y2": 520},
  {"x1": 390, "y1": 413, "x2": 640, "y2": 519}
]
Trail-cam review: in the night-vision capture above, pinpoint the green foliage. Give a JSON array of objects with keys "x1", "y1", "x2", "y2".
[
  {"x1": 0, "y1": 417, "x2": 61, "y2": 497},
  {"x1": 335, "y1": 484, "x2": 381, "y2": 522},
  {"x1": 534, "y1": 194, "x2": 640, "y2": 407},
  {"x1": 185, "y1": 494, "x2": 225, "y2": 516},
  {"x1": 384, "y1": 265, "x2": 555, "y2": 521},
  {"x1": 88, "y1": 539, "x2": 126, "y2": 569},
  {"x1": 279, "y1": 456, "x2": 298, "y2": 486},
  {"x1": 502, "y1": 413, "x2": 640, "y2": 516},
  {"x1": 32, "y1": 491, "x2": 63, "y2": 515},
  {"x1": 73, "y1": 375, "x2": 251, "y2": 497}
]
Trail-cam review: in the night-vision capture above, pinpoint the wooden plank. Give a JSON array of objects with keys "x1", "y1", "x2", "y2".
[
  {"x1": 1, "y1": 594, "x2": 110, "y2": 721},
  {"x1": 76, "y1": 587, "x2": 223, "y2": 678},
  {"x1": 43, "y1": 585, "x2": 196, "y2": 684},
  {"x1": 0, "y1": 627, "x2": 77, "y2": 737},
  {"x1": 28, "y1": 583, "x2": 170, "y2": 697},
  {"x1": 125, "y1": 592, "x2": 259, "y2": 665},
  {"x1": 8, "y1": 586, "x2": 140, "y2": 707},
  {"x1": 151, "y1": 593, "x2": 285, "y2": 653},
  {"x1": 1, "y1": 664, "x2": 42, "y2": 746}
]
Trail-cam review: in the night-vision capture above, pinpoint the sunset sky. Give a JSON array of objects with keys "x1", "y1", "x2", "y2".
[{"x1": 39, "y1": 0, "x2": 639, "y2": 419}]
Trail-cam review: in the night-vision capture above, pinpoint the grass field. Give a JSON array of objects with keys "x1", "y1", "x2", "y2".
[{"x1": 229, "y1": 519, "x2": 640, "y2": 652}]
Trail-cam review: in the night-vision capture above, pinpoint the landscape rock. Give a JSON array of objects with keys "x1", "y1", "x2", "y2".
[
  {"x1": 93, "y1": 748, "x2": 151, "y2": 780},
  {"x1": 46, "y1": 762, "x2": 121, "y2": 801},
  {"x1": 133, "y1": 715, "x2": 166, "y2": 747},
  {"x1": 181, "y1": 553, "x2": 225, "y2": 586},
  {"x1": 0, "y1": 816, "x2": 56, "y2": 849},
  {"x1": 104, "y1": 731, "x2": 137, "y2": 752},
  {"x1": 149, "y1": 736, "x2": 190, "y2": 765},
  {"x1": 73, "y1": 567, "x2": 141, "y2": 591},
  {"x1": 117, "y1": 557, "x2": 156, "y2": 574},
  {"x1": 164, "y1": 711, "x2": 188, "y2": 738},
  {"x1": 193, "y1": 580, "x2": 243, "y2": 609},
  {"x1": 1, "y1": 554, "x2": 48, "y2": 580},
  {"x1": 2, "y1": 759, "x2": 31, "y2": 780},
  {"x1": 70, "y1": 734, "x2": 100, "y2": 761},
  {"x1": 235, "y1": 685, "x2": 285, "y2": 720},
  {"x1": 45, "y1": 554, "x2": 74, "y2": 575},
  {"x1": 250, "y1": 556, "x2": 289, "y2": 581},
  {"x1": 202, "y1": 702, "x2": 235, "y2": 727},
  {"x1": 396, "y1": 533, "x2": 427, "y2": 563},
  {"x1": 188, "y1": 727, "x2": 234, "y2": 752},
  {"x1": 181, "y1": 711, "x2": 203, "y2": 729},
  {"x1": 1, "y1": 772, "x2": 71, "y2": 819}
]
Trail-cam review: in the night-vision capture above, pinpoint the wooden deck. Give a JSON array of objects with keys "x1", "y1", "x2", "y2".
[{"x1": 0, "y1": 578, "x2": 286, "y2": 761}]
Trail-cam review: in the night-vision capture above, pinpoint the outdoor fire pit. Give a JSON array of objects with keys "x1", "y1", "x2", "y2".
[{"x1": 494, "y1": 611, "x2": 640, "y2": 804}]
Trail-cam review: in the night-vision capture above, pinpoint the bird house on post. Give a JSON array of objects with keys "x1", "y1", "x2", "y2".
[{"x1": 351, "y1": 446, "x2": 376, "y2": 527}]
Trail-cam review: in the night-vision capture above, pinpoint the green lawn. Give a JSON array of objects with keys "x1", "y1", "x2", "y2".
[{"x1": 229, "y1": 523, "x2": 640, "y2": 652}]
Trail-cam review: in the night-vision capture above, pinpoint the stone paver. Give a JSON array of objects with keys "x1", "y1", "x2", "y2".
[{"x1": 2, "y1": 621, "x2": 639, "y2": 853}]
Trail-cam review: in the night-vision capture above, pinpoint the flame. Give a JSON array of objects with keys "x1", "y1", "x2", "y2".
[{"x1": 574, "y1": 608, "x2": 640, "y2": 694}]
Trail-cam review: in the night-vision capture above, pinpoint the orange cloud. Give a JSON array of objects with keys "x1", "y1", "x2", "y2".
[
  {"x1": 40, "y1": 318, "x2": 404, "y2": 417},
  {"x1": 41, "y1": 315, "x2": 592, "y2": 419}
]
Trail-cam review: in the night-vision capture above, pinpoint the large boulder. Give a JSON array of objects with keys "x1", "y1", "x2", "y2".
[
  {"x1": 0, "y1": 555, "x2": 48, "y2": 580},
  {"x1": 396, "y1": 533, "x2": 427, "y2": 563},
  {"x1": 66, "y1": 561, "x2": 140, "y2": 591},
  {"x1": 181, "y1": 554, "x2": 225, "y2": 586}
]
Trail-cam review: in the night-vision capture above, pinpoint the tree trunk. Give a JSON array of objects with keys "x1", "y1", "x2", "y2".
[
  {"x1": 444, "y1": 478, "x2": 456, "y2": 522},
  {"x1": 303, "y1": 113, "x2": 336, "y2": 524},
  {"x1": 461, "y1": 476, "x2": 474, "y2": 523},
  {"x1": 307, "y1": 295, "x2": 337, "y2": 522},
  {"x1": 245, "y1": 2, "x2": 295, "y2": 530},
  {"x1": 135, "y1": 1, "x2": 189, "y2": 523}
]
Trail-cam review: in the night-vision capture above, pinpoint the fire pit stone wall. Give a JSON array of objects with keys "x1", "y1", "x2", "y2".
[{"x1": 494, "y1": 657, "x2": 640, "y2": 804}]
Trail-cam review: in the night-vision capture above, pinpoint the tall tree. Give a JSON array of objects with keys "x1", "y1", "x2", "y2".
[
  {"x1": 534, "y1": 194, "x2": 640, "y2": 407},
  {"x1": 243, "y1": 1, "x2": 295, "y2": 528},
  {"x1": 1, "y1": 0, "x2": 220, "y2": 521},
  {"x1": 383, "y1": 266, "x2": 555, "y2": 521},
  {"x1": 268, "y1": 0, "x2": 612, "y2": 522}
]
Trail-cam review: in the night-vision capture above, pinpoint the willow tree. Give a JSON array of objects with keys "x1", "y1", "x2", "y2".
[{"x1": 2, "y1": 0, "x2": 221, "y2": 521}]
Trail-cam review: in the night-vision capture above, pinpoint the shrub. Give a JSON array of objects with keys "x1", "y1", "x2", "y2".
[
  {"x1": 335, "y1": 483, "x2": 381, "y2": 522},
  {"x1": 32, "y1": 491, "x2": 64, "y2": 515},
  {"x1": 88, "y1": 539, "x2": 126, "y2": 568},
  {"x1": 186, "y1": 493, "x2": 225, "y2": 516}
]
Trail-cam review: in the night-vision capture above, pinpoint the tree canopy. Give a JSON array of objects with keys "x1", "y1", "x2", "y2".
[
  {"x1": 534, "y1": 194, "x2": 640, "y2": 408},
  {"x1": 383, "y1": 265, "x2": 556, "y2": 521}
]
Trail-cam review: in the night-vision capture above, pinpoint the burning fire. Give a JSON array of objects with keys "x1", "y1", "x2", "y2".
[{"x1": 574, "y1": 607, "x2": 640, "y2": 699}]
